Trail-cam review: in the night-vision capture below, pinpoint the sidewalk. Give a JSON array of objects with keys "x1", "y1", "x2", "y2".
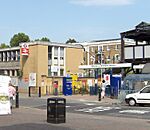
[{"x1": 0, "y1": 102, "x2": 149, "y2": 130}]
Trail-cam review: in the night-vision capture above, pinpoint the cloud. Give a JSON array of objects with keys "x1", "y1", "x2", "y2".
[{"x1": 70, "y1": 0, "x2": 135, "y2": 6}]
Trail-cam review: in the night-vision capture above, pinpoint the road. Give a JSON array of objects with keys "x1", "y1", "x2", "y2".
[
  {"x1": 19, "y1": 96, "x2": 150, "y2": 120},
  {"x1": 0, "y1": 96, "x2": 150, "y2": 130}
]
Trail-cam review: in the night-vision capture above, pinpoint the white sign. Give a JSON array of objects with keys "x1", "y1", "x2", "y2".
[
  {"x1": 87, "y1": 79, "x2": 93, "y2": 87},
  {"x1": 79, "y1": 63, "x2": 132, "y2": 69},
  {"x1": 51, "y1": 66, "x2": 58, "y2": 72},
  {"x1": 104, "y1": 74, "x2": 110, "y2": 85},
  {"x1": 29, "y1": 73, "x2": 36, "y2": 86},
  {"x1": 0, "y1": 75, "x2": 11, "y2": 115}
]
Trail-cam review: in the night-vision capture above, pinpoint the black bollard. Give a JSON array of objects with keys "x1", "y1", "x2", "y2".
[
  {"x1": 15, "y1": 91, "x2": 19, "y2": 108},
  {"x1": 39, "y1": 87, "x2": 41, "y2": 97},
  {"x1": 98, "y1": 87, "x2": 102, "y2": 101},
  {"x1": 29, "y1": 86, "x2": 31, "y2": 97},
  {"x1": 15, "y1": 86, "x2": 19, "y2": 108}
]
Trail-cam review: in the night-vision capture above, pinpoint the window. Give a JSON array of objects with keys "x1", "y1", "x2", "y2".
[
  {"x1": 48, "y1": 66, "x2": 51, "y2": 76},
  {"x1": 3, "y1": 52, "x2": 6, "y2": 61},
  {"x1": 48, "y1": 46, "x2": 52, "y2": 60},
  {"x1": 141, "y1": 87, "x2": 150, "y2": 93},
  {"x1": 115, "y1": 45, "x2": 119, "y2": 50},
  {"x1": 60, "y1": 69, "x2": 64, "y2": 76},
  {"x1": 54, "y1": 72, "x2": 58, "y2": 76},
  {"x1": 60, "y1": 48, "x2": 64, "y2": 56},
  {"x1": 91, "y1": 47, "x2": 94, "y2": 52},
  {"x1": 0, "y1": 53, "x2": 2, "y2": 62},
  {"x1": 115, "y1": 54, "x2": 120, "y2": 62},
  {"x1": 54, "y1": 47, "x2": 58, "y2": 57},
  {"x1": 107, "y1": 46, "x2": 110, "y2": 51},
  {"x1": 17, "y1": 51, "x2": 20, "y2": 61},
  {"x1": 48, "y1": 46, "x2": 52, "y2": 53}
]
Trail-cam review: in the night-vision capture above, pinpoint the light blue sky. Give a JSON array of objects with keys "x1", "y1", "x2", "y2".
[{"x1": 0, "y1": 0, "x2": 149, "y2": 44}]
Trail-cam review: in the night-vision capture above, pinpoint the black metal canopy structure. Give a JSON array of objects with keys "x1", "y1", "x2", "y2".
[
  {"x1": 122, "y1": 22, "x2": 150, "y2": 41},
  {"x1": 120, "y1": 22, "x2": 150, "y2": 63}
]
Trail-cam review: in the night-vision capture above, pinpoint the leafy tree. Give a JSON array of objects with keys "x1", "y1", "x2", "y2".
[
  {"x1": 66, "y1": 38, "x2": 77, "y2": 44},
  {"x1": 10, "y1": 33, "x2": 30, "y2": 47},
  {"x1": 34, "y1": 37, "x2": 50, "y2": 42},
  {"x1": 34, "y1": 39, "x2": 40, "y2": 41},
  {"x1": 41, "y1": 37, "x2": 50, "y2": 42},
  {"x1": 0, "y1": 43, "x2": 9, "y2": 49}
]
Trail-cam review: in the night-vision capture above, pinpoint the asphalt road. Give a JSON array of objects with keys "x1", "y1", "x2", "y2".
[
  {"x1": 19, "y1": 97, "x2": 150, "y2": 120},
  {"x1": 1, "y1": 97, "x2": 150, "y2": 130}
]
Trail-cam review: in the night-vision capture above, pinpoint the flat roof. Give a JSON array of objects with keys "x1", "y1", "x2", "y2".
[{"x1": 20, "y1": 41, "x2": 83, "y2": 49}]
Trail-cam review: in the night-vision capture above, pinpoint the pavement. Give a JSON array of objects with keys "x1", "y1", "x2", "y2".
[
  {"x1": 0, "y1": 93, "x2": 150, "y2": 130},
  {"x1": 0, "y1": 102, "x2": 150, "y2": 130}
]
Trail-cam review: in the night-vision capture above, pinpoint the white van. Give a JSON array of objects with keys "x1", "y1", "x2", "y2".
[{"x1": 125, "y1": 85, "x2": 150, "y2": 106}]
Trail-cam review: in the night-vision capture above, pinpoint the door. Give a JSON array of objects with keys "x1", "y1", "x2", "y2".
[{"x1": 137, "y1": 86, "x2": 150, "y2": 104}]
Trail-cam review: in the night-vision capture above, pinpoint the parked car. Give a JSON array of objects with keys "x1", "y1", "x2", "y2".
[{"x1": 125, "y1": 85, "x2": 150, "y2": 106}]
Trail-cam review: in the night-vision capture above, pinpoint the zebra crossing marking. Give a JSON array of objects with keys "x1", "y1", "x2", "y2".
[
  {"x1": 75, "y1": 106, "x2": 121, "y2": 113},
  {"x1": 119, "y1": 110, "x2": 150, "y2": 114}
]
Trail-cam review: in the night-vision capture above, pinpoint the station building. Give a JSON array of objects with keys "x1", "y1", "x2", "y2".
[
  {"x1": 0, "y1": 41, "x2": 84, "y2": 94},
  {"x1": 73, "y1": 38, "x2": 134, "y2": 77}
]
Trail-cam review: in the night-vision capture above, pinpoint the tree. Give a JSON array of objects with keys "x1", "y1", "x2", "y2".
[
  {"x1": 66, "y1": 38, "x2": 77, "y2": 44},
  {"x1": 34, "y1": 37, "x2": 50, "y2": 42},
  {"x1": 0, "y1": 43, "x2": 9, "y2": 49},
  {"x1": 10, "y1": 33, "x2": 30, "y2": 47},
  {"x1": 41, "y1": 37, "x2": 50, "y2": 42}
]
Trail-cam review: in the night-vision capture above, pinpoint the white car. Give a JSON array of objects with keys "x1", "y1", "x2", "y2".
[{"x1": 125, "y1": 85, "x2": 150, "y2": 106}]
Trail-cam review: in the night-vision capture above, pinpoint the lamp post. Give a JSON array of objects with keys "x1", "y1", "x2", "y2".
[{"x1": 97, "y1": 49, "x2": 103, "y2": 101}]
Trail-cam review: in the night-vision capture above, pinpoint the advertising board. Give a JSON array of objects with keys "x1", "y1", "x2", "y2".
[{"x1": 0, "y1": 75, "x2": 11, "y2": 115}]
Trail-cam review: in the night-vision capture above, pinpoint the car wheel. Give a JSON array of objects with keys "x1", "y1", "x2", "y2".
[{"x1": 129, "y1": 99, "x2": 136, "y2": 106}]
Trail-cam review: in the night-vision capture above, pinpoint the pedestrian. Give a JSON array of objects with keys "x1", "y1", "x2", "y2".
[
  {"x1": 101, "y1": 80, "x2": 106, "y2": 99},
  {"x1": 8, "y1": 83, "x2": 16, "y2": 109}
]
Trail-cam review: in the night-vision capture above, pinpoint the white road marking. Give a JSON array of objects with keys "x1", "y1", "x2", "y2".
[
  {"x1": 119, "y1": 110, "x2": 150, "y2": 114},
  {"x1": 75, "y1": 106, "x2": 121, "y2": 113},
  {"x1": 84, "y1": 103, "x2": 96, "y2": 106},
  {"x1": 66, "y1": 106, "x2": 71, "y2": 108}
]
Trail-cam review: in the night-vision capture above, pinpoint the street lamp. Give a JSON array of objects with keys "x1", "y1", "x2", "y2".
[{"x1": 97, "y1": 48, "x2": 103, "y2": 101}]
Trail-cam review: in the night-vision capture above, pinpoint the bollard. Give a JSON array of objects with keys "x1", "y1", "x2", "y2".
[
  {"x1": 29, "y1": 86, "x2": 31, "y2": 97},
  {"x1": 39, "y1": 87, "x2": 41, "y2": 97},
  {"x1": 98, "y1": 87, "x2": 102, "y2": 101},
  {"x1": 46, "y1": 86, "x2": 48, "y2": 95},
  {"x1": 15, "y1": 91, "x2": 19, "y2": 108}
]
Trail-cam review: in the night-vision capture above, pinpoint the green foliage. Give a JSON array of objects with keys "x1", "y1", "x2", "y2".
[
  {"x1": 10, "y1": 33, "x2": 30, "y2": 47},
  {"x1": 66, "y1": 38, "x2": 77, "y2": 44},
  {"x1": 41, "y1": 37, "x2": 50, "y2": 42},
  {"x1": 0, "y1": 43, "x2": 9, "y2": 49},
  {"x1": 34, "y1": 37, "x2": 50, "y2": 42}
]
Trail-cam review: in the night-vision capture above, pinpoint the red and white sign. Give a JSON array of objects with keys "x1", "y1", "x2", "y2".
[
  {"x1": 104, "y1": 74, "x2": 110, "y2": 85},
  {"x1": 21, "y1": 43, "x2": 29, "y2": 56}
]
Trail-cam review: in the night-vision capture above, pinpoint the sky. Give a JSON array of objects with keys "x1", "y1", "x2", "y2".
[{"x1": 0, "y1": 0, "x2": 149, "y2": 44}]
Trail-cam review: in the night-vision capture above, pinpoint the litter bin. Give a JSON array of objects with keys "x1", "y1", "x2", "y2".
[{"x1": 47, "y1": 97, "x2": 66, "y2": 123}]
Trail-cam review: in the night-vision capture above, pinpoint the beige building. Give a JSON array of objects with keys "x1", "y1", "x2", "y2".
[
  {"x1": 72, "y1": 38, "x2": 133, "y2": 77},
  {"x1": 0, "y1": 41, "x2": 84, "y2": 94}
]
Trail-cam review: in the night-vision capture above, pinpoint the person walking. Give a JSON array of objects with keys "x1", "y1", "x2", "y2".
[
  {"x1": 101, "y1": 80, "x2": 106, "y2": 99},
  {"x1": 8, "y1": 83, "x2": 16, "y2": 109}
]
